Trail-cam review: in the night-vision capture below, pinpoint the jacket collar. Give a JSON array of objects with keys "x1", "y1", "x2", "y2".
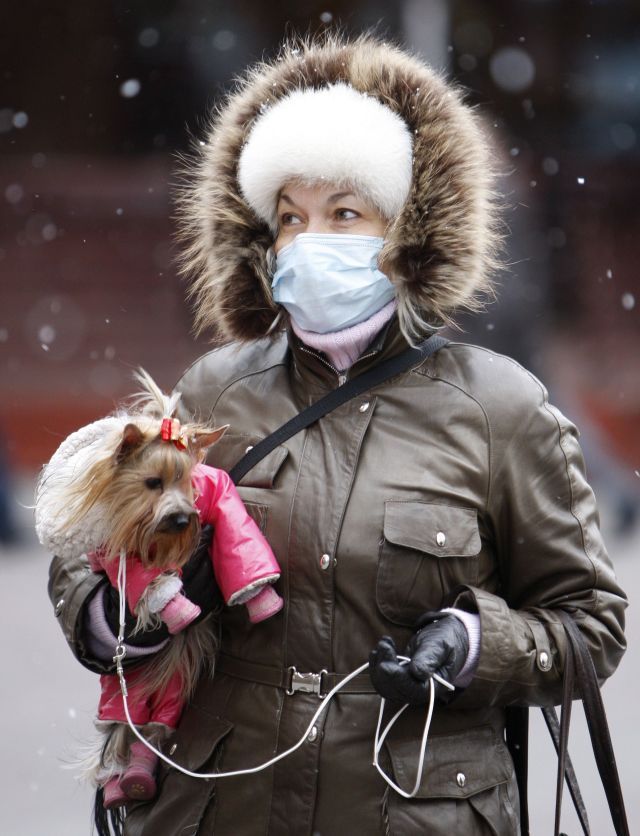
[{"x1": 288, "y1": 317, "x2": 411, "y2": 393}]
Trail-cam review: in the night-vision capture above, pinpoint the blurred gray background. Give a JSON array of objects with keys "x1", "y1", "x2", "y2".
[{"x1": 1, "y1": 1, "x2": 638, "y2": 833}]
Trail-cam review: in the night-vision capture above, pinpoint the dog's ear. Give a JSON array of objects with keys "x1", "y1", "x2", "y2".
[
  {"x1": 189, "y1": 424, "x2": 229, "y2": 455},
  {"x1": 115, "y1": 423, "x2": 145, "y2": 463}
]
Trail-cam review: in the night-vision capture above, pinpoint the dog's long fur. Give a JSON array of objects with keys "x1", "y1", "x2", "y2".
[{"x1": 38, "y1": 371, "x2": 224, "y2": 788}]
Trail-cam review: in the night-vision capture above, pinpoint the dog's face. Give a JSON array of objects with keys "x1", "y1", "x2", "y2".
[{"x1": 100, "y1": 422, "x2": 225, "y2": 569}]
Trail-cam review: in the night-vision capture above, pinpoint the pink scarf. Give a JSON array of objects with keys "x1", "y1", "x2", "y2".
[{"x1": 291, "y1": 300, "x2": 397, "y2": 371}]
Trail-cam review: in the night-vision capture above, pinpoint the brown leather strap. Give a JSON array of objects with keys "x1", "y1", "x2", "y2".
[{"x1": 216, "y1": 653, "x2": 377, "y2": 695}]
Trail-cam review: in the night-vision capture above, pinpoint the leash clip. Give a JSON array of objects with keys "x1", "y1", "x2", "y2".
[{"x1": 114, "y1": 643, "x2": 128, "y2": 696}]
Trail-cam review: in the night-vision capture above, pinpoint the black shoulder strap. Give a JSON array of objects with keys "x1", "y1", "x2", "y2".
[
  {"x1": 510, "y1": 611, "x2": 629, "y2": 836},
  {"x1": 541, "y1": 704, "x2": 590, "y2": 835},
  {"x1": 505, "y1": 706, "x2": 530, "y2": 833},
  {"x1": 229, "y1": 334, "x2": 448, "y2": 484},
  {"x1": 554, "y1": 610, "x2": 629, "y2": 836}
]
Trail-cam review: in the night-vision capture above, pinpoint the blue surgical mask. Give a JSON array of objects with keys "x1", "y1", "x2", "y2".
[{"x1": 271, "y1": 233, "x2": 395, "y2": 334}]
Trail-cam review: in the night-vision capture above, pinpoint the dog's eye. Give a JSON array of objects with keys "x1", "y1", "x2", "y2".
[{"x1": 145, "y1": 477, "x2": 163, "y2": 490}]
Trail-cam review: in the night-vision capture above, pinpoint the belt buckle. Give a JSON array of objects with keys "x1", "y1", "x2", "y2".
[{"x1": 286, "y1": 666, "x2": 328, "y2": 698}]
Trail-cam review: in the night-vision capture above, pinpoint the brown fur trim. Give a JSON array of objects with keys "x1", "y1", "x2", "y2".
[{"x1": 175, "y1": 32, "x2": 502, "y2": 343}]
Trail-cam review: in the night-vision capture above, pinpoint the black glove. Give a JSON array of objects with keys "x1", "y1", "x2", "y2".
[
  {"x1": 102, "y1": 525, "x2": 222, "y2": 647},
  {"x1": 369, "y1": 612, "x2": 470, "y2": 705}
]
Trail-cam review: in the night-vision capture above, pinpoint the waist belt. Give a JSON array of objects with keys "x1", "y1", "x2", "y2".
[{"x1": 217, "y1": 653, "x2": 377, "y2": 698}]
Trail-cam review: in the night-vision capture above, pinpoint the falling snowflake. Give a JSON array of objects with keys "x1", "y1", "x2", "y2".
[
  {"x1": 38, "y1": 325, "x2": 56, "y2": 344},
  {"x1": 5, "y1": 183, "x2": 23, "y2": 204},
  {"x1": 621, "y1": 293, "x2": 635, "y2": 310},
  {"x1": 212, "y1": 30, "x2": 236, "y2": 51},
  {"x1": 138, "y1": 27, "x2": 159, "y2": 48},
  {"x1": 489, "y1": 47, "x2": 535, "y2": 93},
  {"x1": 120, "y1": 79, "x2": 141, "y2": 98},
  {"x1": 42, "y1": 223, "x2": 57, "y2": 241}
]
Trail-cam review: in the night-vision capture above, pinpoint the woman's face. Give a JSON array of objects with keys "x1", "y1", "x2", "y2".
[{"x1": 273, "y1": 182, "x2": 387, "y2": 253}]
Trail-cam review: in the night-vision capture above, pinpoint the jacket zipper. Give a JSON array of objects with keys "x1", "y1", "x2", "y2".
[
  {"x1": 297, "y1": 344, "x2": 346, "y2": 386},
  {"x1": 297, "y1": 344, "x2": 380, "y2": 388}
]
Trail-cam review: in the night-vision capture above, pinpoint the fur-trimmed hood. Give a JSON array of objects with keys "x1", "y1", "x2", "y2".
[{"x1": 176, "y1": 34, "x2": 500, "y2": 343}]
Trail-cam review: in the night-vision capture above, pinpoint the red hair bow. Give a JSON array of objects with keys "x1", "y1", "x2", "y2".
[{"x1": 161, "y1": 418, "x2": 187, "y2": 450}]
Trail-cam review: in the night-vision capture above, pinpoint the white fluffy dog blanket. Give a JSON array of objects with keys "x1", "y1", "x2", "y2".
[{"x1": 35, "y1": 416, "x2": 129, "y2": 559}]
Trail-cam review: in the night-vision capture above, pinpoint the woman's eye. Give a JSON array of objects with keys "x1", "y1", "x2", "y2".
[
  {"x1": 280, "y1": 212, "x2": 302, "y2": 226},
  {"x1": 336, "y1": 208, "x2": 359, "y2": 221},
  {"x1": 145, "y1": 477, "x2": 163, "y2": 490}
]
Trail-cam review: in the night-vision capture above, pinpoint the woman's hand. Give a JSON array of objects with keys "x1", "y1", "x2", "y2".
[{"x1": 369, "y1": 612, "x2": 470, "y2": 704}]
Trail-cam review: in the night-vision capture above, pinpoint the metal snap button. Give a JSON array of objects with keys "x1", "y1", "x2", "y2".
[
  {"x1": 436, "y1": 531, "x2": 446, "y2": 547},
  {"x1": 456, "y1": 772, "x2": 466, "y2": 788},
  {"x1": 307, "y1": 726, "x2": 318, "y2": 743},
  {"x1": 245, "y1": 445, "x2": 253, "y2": 453},
  {"x1": 359, "y1": 402, "x2": 370, "y2": 412},
  {"x1": 320, "y1": 554, "x2": 331, "y2": 570},
  {"x1": 55, "y1": 598, "x2": 64, "y2": 616},
  {"x1": 539, "y1": 651, "x2": 551, "y2": 670}
]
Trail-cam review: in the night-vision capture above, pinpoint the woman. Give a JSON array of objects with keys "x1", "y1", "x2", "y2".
[{"x1": 49, "y1": 35, "x2": 626, "y2": 835}]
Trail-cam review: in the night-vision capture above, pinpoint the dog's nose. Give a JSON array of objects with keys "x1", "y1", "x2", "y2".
[{"x1": 162, "y1": 512, "x2": 192, "y2": 533}]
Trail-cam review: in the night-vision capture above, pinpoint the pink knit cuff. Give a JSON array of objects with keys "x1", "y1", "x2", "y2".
[
  {"x1": 85, "y1": 585, "x2": 169, "y2": 662},
  {"x1": 441, "y1": 607, "x2": 481, "y2": 688}
]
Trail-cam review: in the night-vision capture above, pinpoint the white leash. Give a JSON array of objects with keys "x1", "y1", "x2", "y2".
[{"x1": 114, "y1": 551, "x2": 454, "y2": 793}]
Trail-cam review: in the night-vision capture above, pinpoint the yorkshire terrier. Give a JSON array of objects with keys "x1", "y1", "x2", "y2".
[{"x1": 36, "y1": 371, "x2": 283, "y2": 817}]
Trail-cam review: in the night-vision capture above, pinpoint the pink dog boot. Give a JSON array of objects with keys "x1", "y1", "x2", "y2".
[
  {"x1": 102, "y1": 775, "x2": 128, "y2": 810},
  {"x1": 160, "y1": 593, "x2": 201, "y2": 634},
  {"x1": 246, "y1": 585, "x2": 284, "y2": 623},
  {"x1": 119, "y1": 742, "x2": 158, "y2": 801}
]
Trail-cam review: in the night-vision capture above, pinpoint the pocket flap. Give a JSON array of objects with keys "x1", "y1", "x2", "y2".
[
  {"x1": 207, "y1": 433, "x2": 288, "y2": 489},
  {"x1": 169, "y1": 705, "x2": 234, "y2": 770},
  {"x1": 383, "y1": 501, "x2": 481, "y2": 557},
  {"x1": 386, "y1": 725, "x2": 511, "y2": 799}
]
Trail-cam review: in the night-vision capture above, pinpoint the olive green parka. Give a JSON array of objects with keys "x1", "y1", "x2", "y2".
[{"x1": 48, "y1": 35, "x2": 626, "y2": 835}]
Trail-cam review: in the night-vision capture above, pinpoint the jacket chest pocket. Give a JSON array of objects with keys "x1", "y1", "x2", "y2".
[{"x1": 376, "y1": 501, "x2": 481, "y2": 627}]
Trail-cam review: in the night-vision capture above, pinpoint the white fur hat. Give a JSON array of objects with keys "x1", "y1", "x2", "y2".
[{"x1": 238, "y1": 83, "x2": 413, "y2": 231}]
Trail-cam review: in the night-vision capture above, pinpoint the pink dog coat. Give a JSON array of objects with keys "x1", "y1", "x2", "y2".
[
  {"x1": 94, "y1": 462, "x2": 282, "y2": 616},
  {"x1": 95, "y1": 462, "x2": 282, "y2": 727}
]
